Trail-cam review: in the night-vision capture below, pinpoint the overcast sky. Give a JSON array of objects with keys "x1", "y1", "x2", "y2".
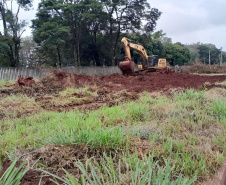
[
  {"x1": 8, "y1": 0, "x2": 226, "y2": 51},
  {"x1": 149, "y1": 0, "x2": 226, "y2": 50}
]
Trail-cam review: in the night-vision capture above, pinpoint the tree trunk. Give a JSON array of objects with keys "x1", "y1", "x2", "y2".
[
  {"x1": 8, "y1": 44, "x2": 15, "y2": 67},
  {"x1": 57, "y1": 46, "x2": 62, "y2": 67},
  {"x1": 92, "y1": 31, "x2": 101, "y2": 66},
  {"x1": 14, "y1": 39, "x2": 20, "y2": 67},
  {"x1": 108, "y1": 8, "x2": 115, "y2": 66},
  {"x1": 72, "y1": 29, "x2": 78, "y2": 66},
  {"x1": 77, "y1": 43, "x2": 80, "y2": 66},
  {"x1": 14, "y1": 44, "x2": 20, "y2": 67},
  {"x1": 113, "y1": 24, "x2": 121, "y2": 66},
  {"x1": 73, "y1": 44, "x2": 77, "y2": 66}
]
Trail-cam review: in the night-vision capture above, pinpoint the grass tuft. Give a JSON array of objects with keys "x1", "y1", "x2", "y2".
[
  {"x1": 0, "y1": 157, "x2": 28, "y2": 185},
  {"x1": 40, "y1": 153, "x2": 197, "y2": 185},
  {"x1": 45, "y1": 127, "x2": 127, "y2": 150}
]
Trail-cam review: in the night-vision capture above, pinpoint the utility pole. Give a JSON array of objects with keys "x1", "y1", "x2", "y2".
[{"x1": 220, "y1": 47, "x2": 223, "y2": 65}]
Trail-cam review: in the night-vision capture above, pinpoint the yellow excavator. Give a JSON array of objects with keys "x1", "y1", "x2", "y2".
[{"x1": 119, "y1": 37, "x2": 167, "y2": 75}]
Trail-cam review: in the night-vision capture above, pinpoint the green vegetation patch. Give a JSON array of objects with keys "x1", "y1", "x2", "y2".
[
  {"x1": 205, "y1": 87, "x2": 226, "y2": 101},
  {"x1": 0, "y1": 98, "x2": 149, "y2": 154},
  {"x1": 0, "y1": 80, "x2": 14, "y2": 89},
  {"x1": 0, "y1": 94, "x2": 42, "y2": 120},
  {"x1": 0, "y1": 88, "x2": 225, "y2": 183}
]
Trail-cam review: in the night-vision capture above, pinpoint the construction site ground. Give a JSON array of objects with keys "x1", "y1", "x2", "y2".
[
  {"x1": 1, "y1": 70, "x2": 226, "y2": 114},
  {"x1": 0, "y1": 70, "x2": 226, "y2": 185}
]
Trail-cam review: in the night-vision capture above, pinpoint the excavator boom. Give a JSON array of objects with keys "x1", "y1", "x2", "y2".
[{"x1": 119, "y1": 37, "x2": 148, "y2": 75}]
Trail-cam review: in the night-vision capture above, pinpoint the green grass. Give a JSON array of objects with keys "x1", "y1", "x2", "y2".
[
  {"x1": 45, "y1": 127, "x2": 127, "y2": 150},
  {"x1": 0, "y1": 94, "x2": 41, "y2": 120},
  {"x1": 0, "y1": 157, "x2": 28, "y2": 185},
  {"x1": 59, "y1": 87, "x2": 96, "y2": 97},
  {"x1": 1, "y1": 94, "x2": 36, "y2": 104},
  {"x1": 41, "y1": 153, "x2": 197, "y2": 185},
  {"x1": 0, "y1": 100, "x2": 150, "y2": 154},
  {"x1": 0, "y1": 80, "x2": 14, "y2": 88},
  {"x1": 212, "y1": 99, "x2": 226, "y2": 122},
  {"x1": 0, "y1": 88, "x2": 225, "y2": 183}
]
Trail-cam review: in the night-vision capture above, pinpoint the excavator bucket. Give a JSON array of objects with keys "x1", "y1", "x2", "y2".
[{"x1": 119, "y1": 60, "x2": 135, "y2": 75}]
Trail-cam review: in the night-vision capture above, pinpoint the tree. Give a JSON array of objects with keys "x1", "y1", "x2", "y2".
[
  {"x1": 163, "y1": 42, "x2": 190, "y2": 65},
  {"x1": 33, "y1": 19, "x2": 70, "y2": 67},
  {"x1": 32, "y1": 0, "x2": 161, "y2": 67},
  {"x1": 184, "y1": 44, "x2": 200, "y2": 64},
  {"x1": 101, "y1": 0, "x2": 161, "y2": 65},
  {"x1": 184, "y1": 43, "x2": 222, "y2": 65},
  {"x1": 32, "y1": 0, "x2": 108, "y2": 66},
  {"x1": 197, "y1": 44, "x2": 209, "y2": 64},
  {"x1": 222, "y1": 51, "x2": 226, "y2": 64},
  {"x1": 0, "y1": 0, "x2": 32, "y2": 67},
  {"x1": 19, "y1": 37, "x2": 39, "y2": 67}
]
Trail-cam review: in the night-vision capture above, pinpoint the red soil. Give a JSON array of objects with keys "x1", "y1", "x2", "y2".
[
  {"x1": 100, "y1": 72, "x2": 226, "y2": 93},
  {"x1": 2, "y1": 71, "x2": 226, "y2": 97},
  {"x1": 44, "y1": 70, "x2": 226, "y2": 93},
  {"x1": 17, "y1": 76, "x2": 35, "y2": 86}
]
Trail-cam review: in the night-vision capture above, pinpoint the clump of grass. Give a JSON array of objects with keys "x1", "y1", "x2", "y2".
[
  {"x1": 0, "y1": 94, "x2": 41, "y2": 120},
  {"x1": 1, "y1": 94, "x2": 36, "y2": 104},
  {"x1": 41, "y1": 153, "x2": 197, "y2": 185},
  {"x1": 39, "y1": 86, "x2": 97, "y2": 109},
  {"x1": 0, "y1": 157, "x2": 28, "y2": 185},
  {"x1": 205, "y1": 88, "x2": 226, "y2": 101},
  {"x1": 59, "y1": 87, "x2": 95, "y2": 97},
  {"x1": 181, "y1": 62, "x2": 226, "y2": 74},
  {"x1": 127, "y1": 101, "x2": 149, "y2": 122},
  {"x1": 45, "y1": 127, "x2": 127, "y2": 150},
  {"x1": 174, "y1": 89, "x2": 205, "y2": 100},
  {"x1": 0, "y1": 80, "x2": 14, "y2": 88},
  {"x1": 0, "y1": 100, "x2": 150, "y2": 156},
  {"x1": 212, "y1": 99, "x2": 226, "y2": 122}
]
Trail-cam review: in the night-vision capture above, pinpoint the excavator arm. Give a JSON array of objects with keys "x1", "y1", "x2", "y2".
[
  {"x1": 121, "y1": 37, "x2": 148, "y2": 67},
  {"x1": 119, "y1": 37, "x2": 150, "y2": 75}
]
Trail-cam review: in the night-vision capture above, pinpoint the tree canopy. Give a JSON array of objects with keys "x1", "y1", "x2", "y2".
[
  {"x1": 0, "y1": 0, "x2": 33, "y2": 67},
  {"x1": 31, "y1": 0, "x2": 161, "y2": 66},
  {"x1": 0, "y1": 0, "x2": 225, "y2": 67}
]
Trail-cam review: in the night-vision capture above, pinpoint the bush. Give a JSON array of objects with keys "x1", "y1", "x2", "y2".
[{"x1": 180, "y1": 62, "x2": 226, "y2": 74}]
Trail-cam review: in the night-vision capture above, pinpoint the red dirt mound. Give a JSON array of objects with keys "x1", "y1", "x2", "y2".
[
  {"x1": 17, "y1": 76, "x2": 35, "y2": 86},
  {"x1": 41, "y1": 70, "x2": 97, "y2": 88},
  {"x1": 1, "y1": 71, "x2": 226, "y2": 101},
  {"x1": 41, "y1": 70, "x2": 226, "y2": 93},
  {"x1": 98, "y1": 72, "x2": 226, "y2": 93},
  {"x1": 1, "y1": 70, "x2": 226, "y2": 98}
]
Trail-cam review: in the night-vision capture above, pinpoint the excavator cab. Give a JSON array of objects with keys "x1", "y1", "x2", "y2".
[{"x1": 147, "y1": 55, "x2": 158, "y2": 67}]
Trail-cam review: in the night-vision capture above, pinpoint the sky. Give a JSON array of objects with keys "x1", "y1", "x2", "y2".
[
  {"x1": 2, "y1": 0, "x2": 226, "y2": 51},
  {"x1": 149, "y1": 0, "x2": 226, "y2": 50}
]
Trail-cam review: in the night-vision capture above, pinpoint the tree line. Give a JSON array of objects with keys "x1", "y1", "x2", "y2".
[{"x1": 0, "y1": 0, "x2": 225, "y2": 68}]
